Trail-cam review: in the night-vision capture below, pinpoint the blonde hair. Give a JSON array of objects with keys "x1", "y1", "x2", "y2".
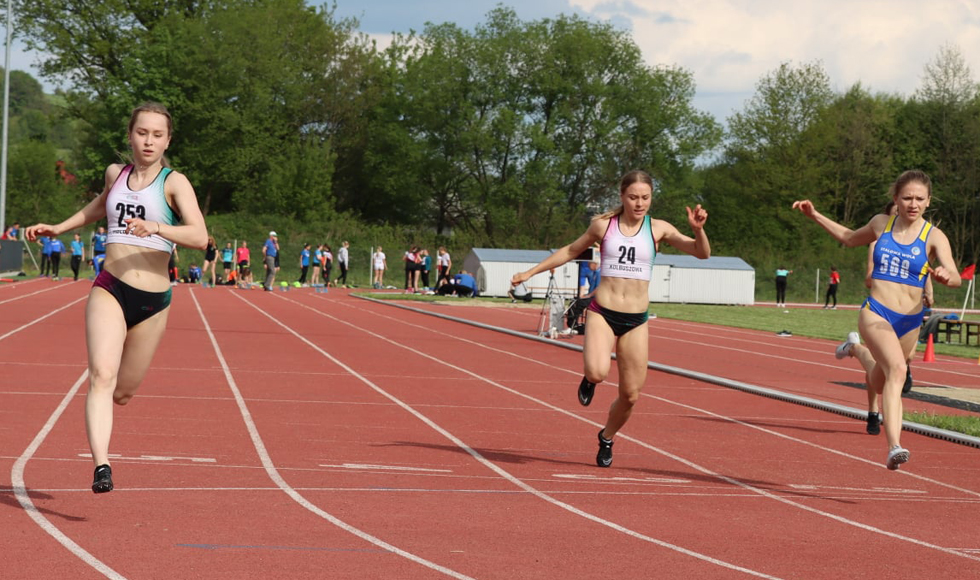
[
  {"x1": 128, "y1": 101, "x2": 173, "y2": 168},
  {"x1": 595, "y1": 170, "x2": 654, "y2": 221}
]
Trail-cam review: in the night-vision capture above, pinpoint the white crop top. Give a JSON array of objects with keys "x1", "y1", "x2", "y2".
[
  {"x1": 105, "y1": 165, "x2": 179, "y2": 253},
  {"x1": 599, "y1": 215, "x2": 656, "y2": 281}
]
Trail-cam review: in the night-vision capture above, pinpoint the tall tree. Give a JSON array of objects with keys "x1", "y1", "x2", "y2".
[
  {"x1": 12, "y1": 0, "x2": 373, "y2": 220},
  {"x1": 908, "y1": 44, "x2": 980, "y2": 265},
  {"x1": 359, "y1": 7, "x2": 720, "y2": 246},
  {"x1": 717, "y1": 61, "x2": 834, "y2": 254}
]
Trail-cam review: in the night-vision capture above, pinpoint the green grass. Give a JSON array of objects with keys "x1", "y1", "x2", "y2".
[
  {"x1": 646, "y1": 303, "x2": 979, "y2": 360},
  {"x1": 905, "y1": 412, "x2": 980, "y2": 438}
]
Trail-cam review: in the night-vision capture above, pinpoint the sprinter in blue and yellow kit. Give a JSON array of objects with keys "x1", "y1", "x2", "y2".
[{"x1": 793, "y1": 170, "x2": 961, "y2": 471}]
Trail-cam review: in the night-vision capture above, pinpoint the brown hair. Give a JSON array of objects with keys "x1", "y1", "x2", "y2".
[
  {"x1": 888, "y1": 169, "x2": 931, "y2": 199},
  {"x1": 128, "y1": 102, "x2": 173, "y2": 168},
  {"x1": 129, "y1": 102, "x2": 173, "y2": 135},
  {"x1": 595, "y1": 170, "x2": 654, "y2": 221}
]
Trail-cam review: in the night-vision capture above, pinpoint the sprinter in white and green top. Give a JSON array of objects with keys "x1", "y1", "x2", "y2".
[{"x1": 512, "y1": 170, "x2": 711, "y2": 468}]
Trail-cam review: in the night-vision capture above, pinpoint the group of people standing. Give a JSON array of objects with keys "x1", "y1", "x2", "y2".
[
  {"x1": 370, "y1": 245, "x2": 453, "y2": 292},
  {"x1": 31, "y1": 227, "x2": 108, "y2": 282},
  {"x1": 297, "y1": 240, "x2": 350, "y2": 288},
  {"x1": 201, "y1": 237, "x2": 250, "y2": 287}
]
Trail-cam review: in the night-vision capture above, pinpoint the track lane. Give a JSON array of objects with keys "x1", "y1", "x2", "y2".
[{"x1": 4, "y1": 287, "x2": 978, "y2": 579}]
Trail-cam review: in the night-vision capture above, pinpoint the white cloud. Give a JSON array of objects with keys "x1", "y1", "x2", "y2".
[{"x1": 571, "y1": 0, "x2": 980, "y2": 120}]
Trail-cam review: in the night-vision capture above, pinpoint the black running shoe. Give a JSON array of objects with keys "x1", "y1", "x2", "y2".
[
  {"x1": 577, "y1": 377, "x2": 597, "y2": 406},
  {"x1": 902, "y1": 365, "x2": 913, "y2": 394},
  {"x1": 596, "y1": 430, "x2": 614, "y2": 467},
  {"x1": 866, "y1": 412, "x2": 881, "y2": 436},
  {"x1": 92, "y1": 464, "x2": 113, "y2": 494}
]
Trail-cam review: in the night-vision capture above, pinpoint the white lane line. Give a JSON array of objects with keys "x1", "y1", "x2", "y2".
[
  {"x1": 191, "y1": 290, "x2": 475, "y2": 580},
  {"x1": 647, "y1": 394, "x2": 980, "y2": 499},
  {"x1": 0, "y1": 296, "x2": 86, "y2": 343},
  {"x1": 321, "y1": 463, "x2": 454, "y2": 473},
  {"x1": 0, "y1": 281, "x2": 72, "y2": 306},
  {"x1": 11, "y1": 369, "x2": 127, "y2": 580},
  {"x1": 266, "y1": 293, "x2": 784, "y2": 579},
  {"x1": 341, "y1": 298, "x2": 980, "y2": 563}
]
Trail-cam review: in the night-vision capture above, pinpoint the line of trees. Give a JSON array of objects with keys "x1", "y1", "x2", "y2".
[{"x1": 4, "y1": 1, "x2": 978, "y2": 275}]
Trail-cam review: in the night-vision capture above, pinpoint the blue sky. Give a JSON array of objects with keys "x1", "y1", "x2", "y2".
[{"x1": 7, "y1": 1, "x2": 980, "y2": 125}]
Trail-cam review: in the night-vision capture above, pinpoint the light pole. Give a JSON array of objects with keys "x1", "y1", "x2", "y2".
[{"x1": 0, "y1": 0, "x2": 11, "y2": 235}]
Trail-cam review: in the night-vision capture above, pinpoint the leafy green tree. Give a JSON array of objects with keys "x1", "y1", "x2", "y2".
[
  {"x1": 359, "y1": 7, "x2": 720, "y2": 247},
  {"x1": 905, "y1": 44, "x2": 980, "y2": 266},
  {"x1": 12, "y1": 0, "x2": 374, "y2": 221},
  {"x1": 811, "y1": 85, "x2": 901, "y2": 225},
  {"x1": 6, "y1": 141, "x2": 83, "y2": 225},
  {"x1": 715, "y1": 61, "x2": 834, "y2": 254}
]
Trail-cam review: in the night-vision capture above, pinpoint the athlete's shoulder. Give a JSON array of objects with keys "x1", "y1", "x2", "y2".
[
  {"x1": 588, "y1": 214, "x2": 613, "y2": 235},
  {"x1": 104, "y1": 163, "x2": 128, "y2": 186}
]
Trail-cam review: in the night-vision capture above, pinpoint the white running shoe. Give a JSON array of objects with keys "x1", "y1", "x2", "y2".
[
  {"x1": 887, "y1": 446, "x2": 910, "y2": 470},
  {"x1": 835, "y1": 332, "x2": 860, "y2": 359}
]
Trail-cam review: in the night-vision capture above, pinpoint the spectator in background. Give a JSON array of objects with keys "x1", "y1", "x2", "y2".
[
  {"x1": 221, "y1": 242, "x2": 234, "y2": 281},
  {"x1": 238, "y1": 265, "x2": 254, "y2": 289},
  {"x1": 311, "y1": 244, "x2": 322, "y2": 286},
  {"x1": 49, "y1": 236, "x2": 65, "y2": 279},
  {"x1": 202, "y1": 236, "x2": 218, "y2": 286},
  {"x1": 335, "y1": 241, "x2": 349, "y2": 287},
  {"x1": 403, "y1": 245, "x2": 420, "y2": 293},
  {"x1": 262, "y1": 231, "x2": 279, "y2": 291},
  {"x1": 823, "y1": 266, "x2": 840, "y2": 309},
  {"x1": 93, "y1": 252, "x2": 106, "y2": 277},
  {"x1": 169, "y1": 246, "x2": 179, "y2": 285},
  {"x1": 321, "y1": 244, "x2": 334, "y2": 287},
  {"x1": 508, "y1": 281, "x2": 532, "y2": 303},
  {"x1": 437, "y1": 246, "x2": 452, "y2": 287},
  {"x1": 92, "y1": 226, "x2": 107, "y2": 258},
  {"x1": 372, "y1": 245, "x2": 387, "y2": 289},
  {"x1": 38, "y1": 234, "x2": 52, "y2": 276},
  {"x1": 236, "y1": 240, "x2": 250, "y2": 277},
  {"x1": 2, "y1": 222, "x2": 19, "y2": 240},
  {"x1": 775, "y1": 266, "x2": 792, "y2": 308},
  {"x1": 437, "y1": 269, "x2": 477, "y2": 297},
  {"x1": 70, "y1": 233, "x2": 85, "y2": 281},
  {"x1": 298, "y1": 243, "x2": 311, "y2": 285},
  {"x1": 187, "y1": 263, "x2": 202, "y2": 283},
  {"x1": 420, "y1": 248, "x2": 432, "y2": 289}
]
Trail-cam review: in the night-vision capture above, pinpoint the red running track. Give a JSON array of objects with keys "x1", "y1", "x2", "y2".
[{"x1": 2, "y1": 280, "x2": 979, "y2": 579}]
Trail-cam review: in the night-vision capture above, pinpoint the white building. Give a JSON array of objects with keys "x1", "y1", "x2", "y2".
[
  {"x1": 648, "y1": 254, "x2": 755, "y2": 305},
  {"x1": 462, "y1": 248, "x2": 755, "y2": 305},
  {"x1": 462, "y1": 248, "x2": 581, "y2": 299}
]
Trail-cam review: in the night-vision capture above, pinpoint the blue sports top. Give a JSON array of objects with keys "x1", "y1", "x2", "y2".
[
  {"x1": 599, "y1": 215, "x2": 656, "y2": 282},
  {"x1": 871, "y1": 216, "x2": 932, "y2": 289}
]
